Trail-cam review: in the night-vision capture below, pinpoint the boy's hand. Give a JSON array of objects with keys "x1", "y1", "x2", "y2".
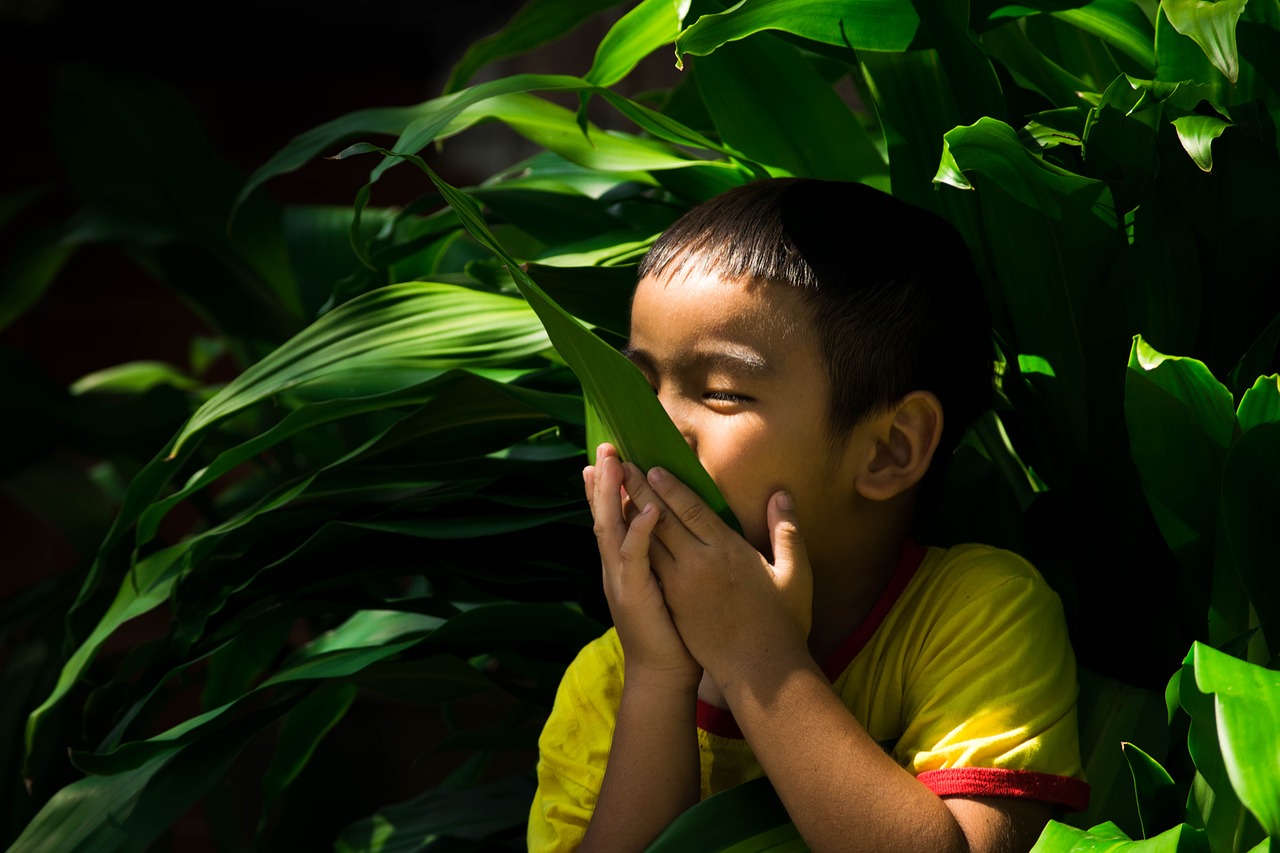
[
  {"x1": 618, "y1": 463, "x2": 814, "y2": 693},
  {"x1": 586, "y1": 444, "x2": 701, "y2": 692}
]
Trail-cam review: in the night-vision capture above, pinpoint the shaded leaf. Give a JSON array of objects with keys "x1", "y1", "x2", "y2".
[
  {"x1": 1122, "y1": 742, "x2": 1179, "y2": 840},
  {"x1": 1162, "y1": 0, "x2": 1248, "y2": 83},
  {"x1": 645, "y1": 775, "x2": 804, "y2": 852},
  {"x1": 1171, "y1": 115, "x2": 1232, "y2": 172}
]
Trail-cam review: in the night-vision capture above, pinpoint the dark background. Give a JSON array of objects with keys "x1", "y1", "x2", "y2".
[{"x1": 0, "y1": 1, "x2": 679, "y2": 846}]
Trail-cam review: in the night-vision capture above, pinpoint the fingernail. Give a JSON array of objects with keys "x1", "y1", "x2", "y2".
[
  {"x1": 648, "y1": 467, "x2": 666, "y2": 483},
  {"x1": 776, "y1": 491, "x2": 793, "y2": 511}
]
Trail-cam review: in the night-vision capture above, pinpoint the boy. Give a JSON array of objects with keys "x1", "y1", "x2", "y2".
[{"x1": 528, "y1": 178, "x2": 1088, "y2": 852}]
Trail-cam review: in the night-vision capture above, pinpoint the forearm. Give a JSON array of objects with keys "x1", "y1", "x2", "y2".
[
  {"x1": 720, "y1": 650, "x2": 969, "y2": 853},
  {"x1": 580, "y1": 677, "x2": 700, "y2": 852}
]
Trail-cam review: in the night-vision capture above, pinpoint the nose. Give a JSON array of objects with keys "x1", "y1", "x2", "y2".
[{"x1": 657, "y1": 390, "x2": 698, "y2": 454}]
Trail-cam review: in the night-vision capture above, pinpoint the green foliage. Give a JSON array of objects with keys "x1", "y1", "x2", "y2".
[{"x1": 6, "y1": 0, "x2": 1279, "y2": 849}]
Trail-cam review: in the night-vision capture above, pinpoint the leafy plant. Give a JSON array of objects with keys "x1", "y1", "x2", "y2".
[{"x1": 5, "y1": 0, "x2": 1278, "y2": 849}]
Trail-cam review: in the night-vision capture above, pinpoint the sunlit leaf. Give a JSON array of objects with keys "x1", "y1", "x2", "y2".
[
  {"x1": 170, "y1": 282, "x2": 552, "y2": 455},
  {"x1": 1162, "y1": 0, "x2": 1248, "y2": 83},
  {"x1": 70, "y1": 361, "x2": 201, "y2": 396},
  {"x1": 1170, "y1": 115, "x2": 1232, "y2": 172},
  {"x1": 1029, "y1": 819, "x2": 1208, "y2": 852},
  {"x1": 676, "y1": 0, "x2": 924, "y2": 60},
  {"x1": 690, "y1": 30, "x2": 884, "y2": 181},
  {"x1": 1124, "y1": 336, "x2": 1235, "y2": 570},
  {"x1": 1122, "y1": 742, "x2": 1179, "y2": 840},
  {"x1": 585, "y1": 0, "x2": 689, "y2": 86},
  {"x1": 1189, "y1": 642, "x2": 1280, "y2": 837},
  {"x1": 1236, "y1": 374, "x2": 1280, "y2": 432},
  {"x1": 351, "y1": 146, "x2": 735, "y2": 527}
]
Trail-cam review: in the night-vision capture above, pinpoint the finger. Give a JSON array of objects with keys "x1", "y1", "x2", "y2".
[
  {"x1": 615, "y1": 462, "x2": 690, "y2": 558},
  {"x1": 767, "y1": 491, "x2": 807, "y2": 570},
  {"x1": 644, "y1": 466, "x2": 722, "y2": 546},
  {"x1": 589, "y1": 452, "x2": 628, "y2": 551}
]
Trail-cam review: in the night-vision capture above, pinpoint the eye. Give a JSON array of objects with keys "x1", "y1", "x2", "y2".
[{"x1": 703, "y1": 391, "x2": 753, "y2": 405}]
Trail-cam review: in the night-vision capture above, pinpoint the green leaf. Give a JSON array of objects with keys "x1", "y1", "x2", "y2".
[
  {"x1": 935, "y1": 117, "x2": 1118, "y2": 457},
  {"x1": 11, "y1": 697, "x2": 297, "y2": 853},
  {"x1": 69, "y1": 361, "x2": 201, "y2": 396},
  {"x1": 1175, "y1": 646, "x2": 1261, "y2": 852},
  {"x1": 336, "y1": 773, "x2": 535, "y2": 852},
  {"x1": 1029, "y1": 820, "x2": 1209, "y2": 852},
  {"x1": 1190, "y1": 642, "x2": 1280, "y2": 838},
  {"x1": 585, "y1": 0, "x2": 689, "y2": 87},
  {"x1": 1162, "y1": 0, "x2": 1249, "y2": 83},
  {"x1": 645, "y1": 776, "x2": 804, "y2": 852},
  {"x1": 1170, "y1": 115, "x2": 1232, "y2": 172},
  {"x1": 1074, "y1": 668, "x2": 1171, "y2": 836},
  {"x1": 1236, "y1": 374, "x2": 1280, "y2": 432},
  {"x1": 1122, "y1": 742, "x2": 1179, "y2": 840},
  {"x1": 170, "y1": 282, "x2": 551, "y2": 455},
  {"x1": 690, "y1": 30, "x2": 885, "y2": 180},
  {"x1": 444, "y1": 0, "x2": 625, "y2": 92},
  {"x1": 358, "y1": 147, "x2": 736, "y2": 527},
  {"x1": 1043, "y1": 0, "x2": 1156, "y2": 73},
  {"x1": 676, "y1": 0, "x2": 925, "y2": 59},
  {"x1": 1123, "y1": 336, "x2": 1235, "y2": 570},
  {"x1": 1219, "y1": 422, "x2": 1280, "y2": 657},
  {"x1": 0, "y1": 227, "x2": 75, "y2": 333},
  {"x1": 258, "y1": 682, "x2": 357, "y2": 831}
]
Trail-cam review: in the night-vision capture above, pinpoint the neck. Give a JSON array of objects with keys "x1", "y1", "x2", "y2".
[{"x1": 805, "y1": 498, "x2": 912, "y2": 665}]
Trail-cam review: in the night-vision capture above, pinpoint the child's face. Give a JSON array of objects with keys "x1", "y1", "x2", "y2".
[{"x1": 626, "y1": 267, "x2": 864, "y2": 557}]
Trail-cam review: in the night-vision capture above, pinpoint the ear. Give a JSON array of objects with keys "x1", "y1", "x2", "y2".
[{"x1": 856, "y1": 391, "x2": 943, "y2": 502}]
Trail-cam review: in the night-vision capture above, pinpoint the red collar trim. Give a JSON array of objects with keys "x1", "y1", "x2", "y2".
[
  {"x1": 819, "y1": 539, "x2": 927, "y2": 681},
  {"x1": 696, "y1": 539, "x2": 928, "y2": 739}
]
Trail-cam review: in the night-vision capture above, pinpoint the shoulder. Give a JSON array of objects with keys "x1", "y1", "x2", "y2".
[{"x1": 911, "y1": 543, "x2": 1059, "y2": 618}]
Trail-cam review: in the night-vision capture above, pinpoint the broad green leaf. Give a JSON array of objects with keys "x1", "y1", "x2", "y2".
[
  {"x1": 444, "y1": 0, "x2": 625, "y2": 92},
  {"x1": 170, "y1": 282, "x2": 551, "y2": 455},
  {"x1": 585, "y1": 0, "x2": 689, "y2": 87},
  {"x1": 1230, "y1": 313, "x2": 1280, "y2": 397},
  {"x1": 351, "y1": 146, "x2": 735, "y2": 526},
  {"x1": 910, "y1": 0, "x2": 1007, "y2": 124},
  {"x1": 690, "y1": 31, "x2": 884, "y2": 180},
  {"x1": 11, "y1": 698, "x2": 296, "y2": 853},
  {"x1": 69, "y1": 361, "x2": 201, "y2": 396},
  {"x1": 1236, "y1": 374, "x2": 1280, "y2": 432},
  {"x1": 981, "y1": 21, "x2": 1093, "y2": 108},
  {"x1": 1030, "y1": 820, "x2": 1209, "y2": 852},
  {"x1": 1190, "y1": 642, "x2": 1280, "y2": 838},
  {"x1": 1175, "y1": 646, "x2": 1262, "y2": 852},
  {"x1": 1122, "y1": 742, "x2": 1179, "y2": 840},
  {"x1": 1123, "y1": 336, "x2": 1235, "y2": 570},
  {"x1": 1074, "y1": 668, "x2": 1171, "y2": 835},
  {"x1": 0, "y1": 228, "x2": 75, "y2": 332},
  {"x1": 860, "y1": 48, "x2": 964, "y2": 213},
  {"x1": 646, "y1": 776, "x2": 804, "y2": 852},
  {"x1": 336, "y1": 773, "x2": 535, "y2": 852},
  {"x1": 26, "y1": 542, "x2": 189, "y2": 765},
  {"x1": 982, "y1": 0, "x2": 1156, "y2": 75},
  {"x1": 257, "y1": 682, "x2": 357, "y2": 831},
  {"x1": 468, "y1": 186, "x2": 639, "y2": 247},
  {"x1": 1162, "y1": 0, "x2": 1248, "y2": 83},
  {"x1": 676, "y1": 0, "x2": 925, "y2": 59},
  {"x1": 1043, "y1": 0, "x2": 1156, "y2": 73},
  {"x1": 1171, "y1": 115, "x2": 1232, "y2": 172},
  {"x1": 935, "y1": 117, "x2": 1118, "y2": 456},
  {"x1": 1219, "y1": 423, "x2": 1280, "y2": 657}
]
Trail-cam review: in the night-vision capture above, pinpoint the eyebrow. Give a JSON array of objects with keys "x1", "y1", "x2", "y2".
[{"x1": 621, "y1": 345, "x2": 774, "y2": 378}]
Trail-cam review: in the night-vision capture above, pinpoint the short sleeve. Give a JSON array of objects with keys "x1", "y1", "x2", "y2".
[
  {"x1": 527, "y1": 629, "x2": 624, "y2": 852},
  {"x1": 897, "y1": 549, "x2": 1089, "y2": 810}
]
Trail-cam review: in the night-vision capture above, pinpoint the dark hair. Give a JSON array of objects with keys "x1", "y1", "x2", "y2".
[{"x1": 636, "y1": 178, "x2": 994, "y2": 461}]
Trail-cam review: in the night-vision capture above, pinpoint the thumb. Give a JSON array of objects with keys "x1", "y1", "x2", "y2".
[{"x1": 767, "y1": 491, "x2": 808, "y2": 581}]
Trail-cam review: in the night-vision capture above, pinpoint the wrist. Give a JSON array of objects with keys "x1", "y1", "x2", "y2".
[{"x1": 623, "y1": 662, "x2": 702, "y2": 696}]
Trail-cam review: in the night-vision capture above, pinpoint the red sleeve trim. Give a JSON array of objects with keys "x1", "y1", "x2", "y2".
[
  {"x1": 697, "y1": 699, "x2": 744, "y2": 739},
  {"x1": 917, "y1": 768, "x2": 1090, "y2": 812}
]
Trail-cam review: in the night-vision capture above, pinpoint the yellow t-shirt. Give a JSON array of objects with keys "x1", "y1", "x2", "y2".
[{"x1": 528, "y1": 542, "x2": 1089, "y2": 850}]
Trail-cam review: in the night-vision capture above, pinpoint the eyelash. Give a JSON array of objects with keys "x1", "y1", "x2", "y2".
[{"x1": 703, "y1": 391, "x2": 752, "y2": 404}]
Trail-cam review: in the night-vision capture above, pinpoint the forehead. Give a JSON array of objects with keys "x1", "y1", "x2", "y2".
[{"x1": 630, "y1": 267, "x2": 813, "y2": 340}]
